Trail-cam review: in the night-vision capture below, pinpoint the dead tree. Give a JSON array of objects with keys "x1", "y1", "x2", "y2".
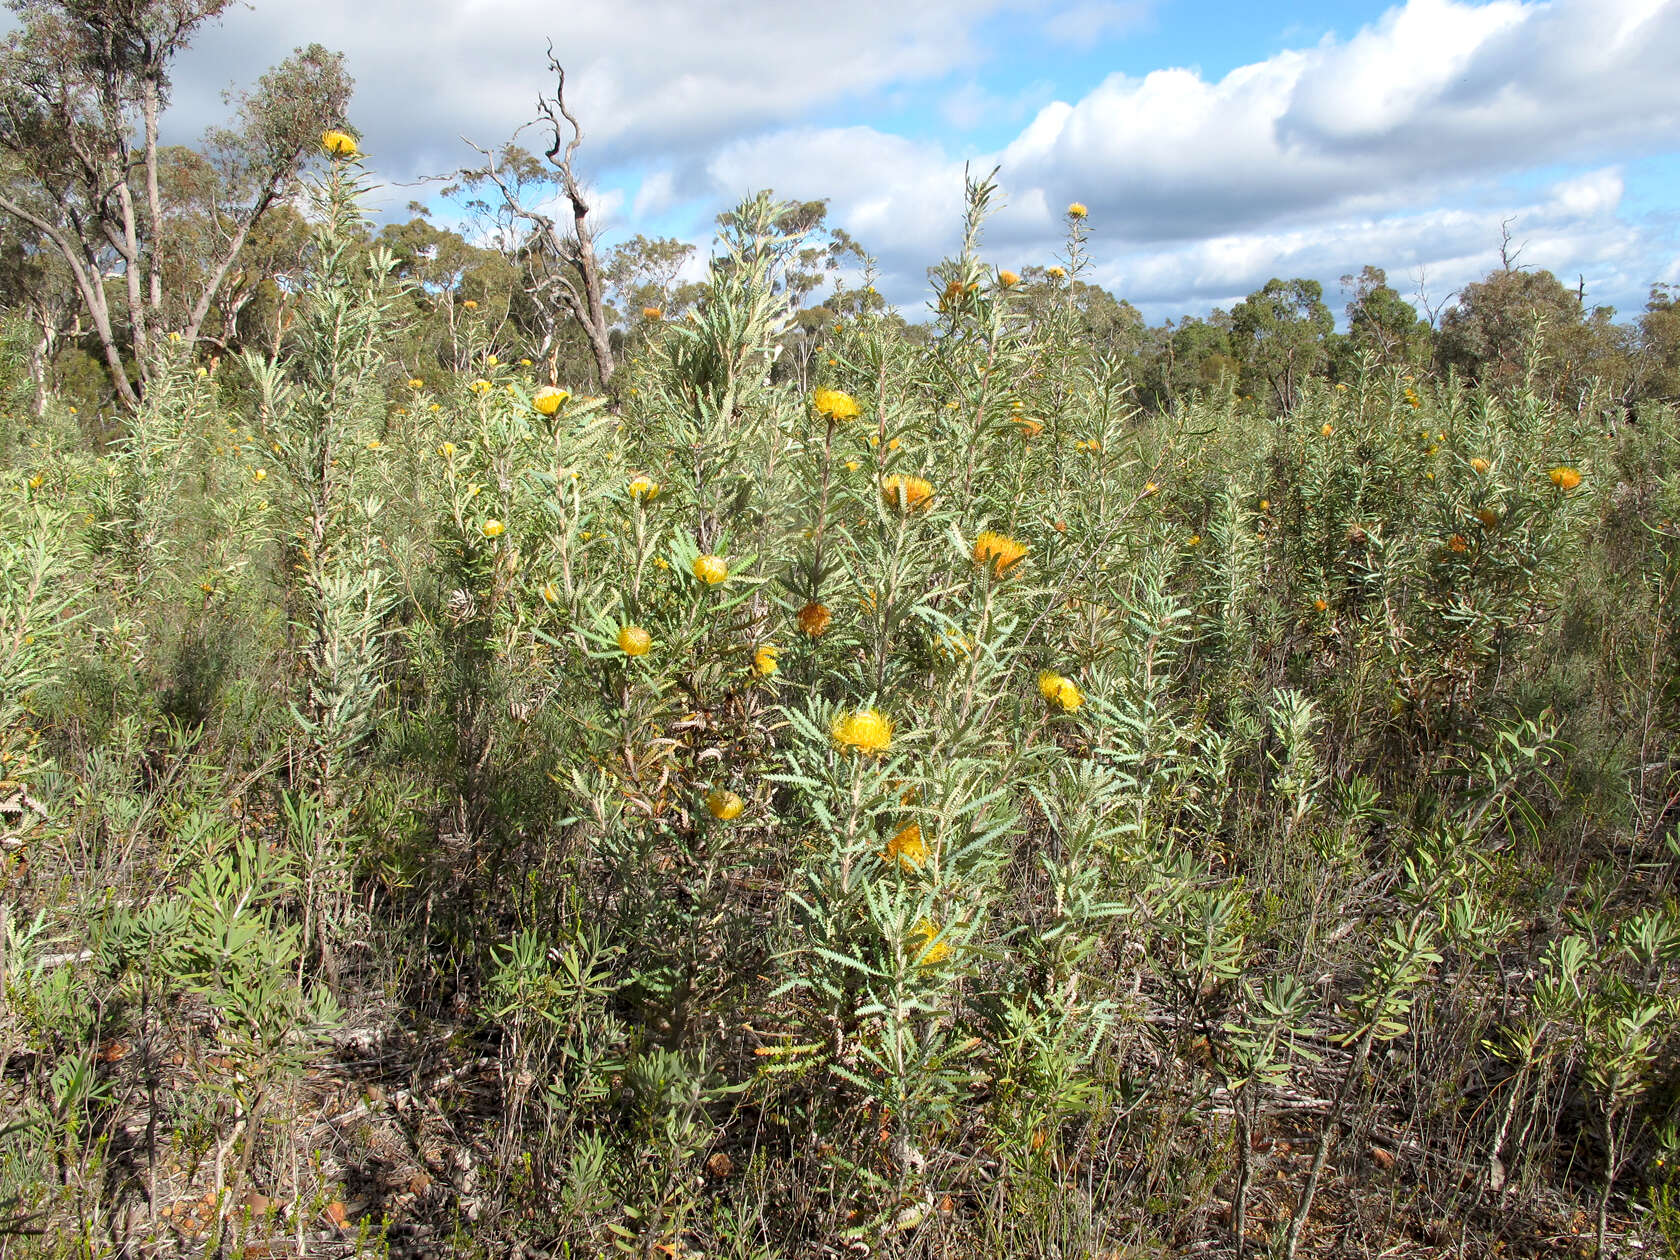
[{"x1": 460, "y1": 49, "x2": 615, "y2": 389}]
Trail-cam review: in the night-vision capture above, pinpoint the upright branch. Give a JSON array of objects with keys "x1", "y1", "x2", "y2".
[
  {"x1": 536, "y1": 52, "x2": 615, "y2": 388},
  {"x1": 460, "y1": 51, "x2": 615, "y2": 390}
]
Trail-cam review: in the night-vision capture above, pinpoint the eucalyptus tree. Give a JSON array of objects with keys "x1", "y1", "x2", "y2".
[{"x1": 0, "y1": 0, "x2": 350, "y2": 407}]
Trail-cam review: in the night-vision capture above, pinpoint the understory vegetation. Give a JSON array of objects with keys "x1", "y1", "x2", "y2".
[{"x1": 2, "y1": 149, "x2": 1679, "y2": 1260}]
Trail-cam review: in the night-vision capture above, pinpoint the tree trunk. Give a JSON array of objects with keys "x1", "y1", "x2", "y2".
[
  {"x1": 28, "y1": 332, "x2": 49, "y2": 420},
  {"x1": 142, "y1": 76, "x2": 165, "y2": 324},
  {"x1": 565, "y1": 196, "x2": 615, "y2": 388},
  {"x1": 113, "y1": 179, "x2": 150, "y2": 376}
]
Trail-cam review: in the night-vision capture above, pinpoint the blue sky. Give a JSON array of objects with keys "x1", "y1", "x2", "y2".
[{"x1": 14, "y1": 0, "x2": 1677, "y2": 324}]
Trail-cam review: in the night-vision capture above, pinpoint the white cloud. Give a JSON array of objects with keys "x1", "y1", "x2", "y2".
[
  {"x1": 632, "y1": 170, "x2": 677, "y2": 220},
  {"x1": 17, "y1": 0, "x2": 1672, "y2": 320},
  {"x1": 157, "y1": 0, "x2": 1020, "y2": 182},
  {"x1": 701, "y1": 0, "x2": 1680, "y2": 315},
  {"x1": 992, "y1": 0, "x2": 1680, "y2": 242},
  {"x1": 1041, "y1": 0, "x2": 1157, "y2": 46},
  {"x1": 1092, "y1": 167, "x2": 1654, "y2": 322}
]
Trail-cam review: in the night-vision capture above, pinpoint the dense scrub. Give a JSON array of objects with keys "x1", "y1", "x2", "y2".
[{"x1": 2, "y1": 160, "x2": 1678, "y2": 1259}]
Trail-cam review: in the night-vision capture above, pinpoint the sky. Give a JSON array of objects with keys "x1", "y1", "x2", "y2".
[{"x1": 17, "y1": 0, "x2": 1680, "y2": 324}]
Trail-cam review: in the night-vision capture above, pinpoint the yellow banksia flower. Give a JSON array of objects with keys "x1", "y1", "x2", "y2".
[
  {"x1": 1320, "y1": 422, "x2": 1334, "y2": 437},
  {"x1": 1066, "y1": 202, "x2": 1088, "y2": 219},
  {"x1": 753, "y1": 645, "x2": 779, "y2": 676},
  {"x1": 831, "y1": 708, "x2": 893, "y2": 756},
  {"x1": 973, "y1": 530, "x2": 1028, "y2": 577},
  {"x1": 438, "y1": 441, "x2": 456, "y2": 457},
  {"x1": 1448, "y1": 533, "x2": 1469, "y2": 553},
  {"x1": 617, "y1": 625, "x2": 652, "y2": 656},
  {"x1": 706, "y1": 789, "x2": 744, "y2": 821},
  {"x1": 998, "y1": 269, "x2": 1020, "y2": 288},
  {"x1": 470, "y1": 378, "x2": 492, "y2": 395},
  {"x1": 1038, "y1": 671, "x2": 1083, "y2": 712},
  {"x1": 1476, "y1": 507, "x2": 1500, "y2": 528},
  {"x1": 692, "y1": 554, "x2": 729, "y2": 585},
  {"x1": 1548, "y1": 466, "x2": 1582, "y2": 490},
  {"x1": 909, "y1": 918, "x2": 952, "y2": 966},
  {"x1": 1470, "y1": 457, "x2": 1491, "y2": 474},
  {"x1": 1014, "y1": 417, "x2": 1044, "y2": 438},
  {"x1": 252, "y1": 468, "x2": 267, "y2": 482},
  {"x1": 540, "y1": 581, "x2": 558, "y2": 604},
  {"x1": 321, "y1": 129, "x2": 357, "y2": 157},
  {"x1": 881, "y1": 474, "x2": 934, "y2": 512},
  {"x1": 1187, "y1": 534, "x2": 1202, "y2": 547},
  {"x1": 628, "y1": 474, "x2": 659, "y2": 500},
  {"x1": 934, "y1": 629, "x2": 972, "y2": 660},
  {"x1": 1313, "y1": 598, "x2": 1328, "y2": 612},
  {"x1": 882, "y1": 823, "x2": 928, "y2": 871},
  {"x1": 532, "y1": 386, "x2": 568, "y2": 415},
  {"x1": 481, "y1": 518, "x2": 504, "y2": 538},
  {"x1": 797, "y1": 601, "x2": 832, "y2": 637},
  {"x1": 642, "y1": 306, "x2": 663, "y2": 320},
  {"x1": 811, "y1": 388, "x2": 862, "y2": 420},
  {"x1": 1046, "y1": 265, "x2": 1067, "y2": 279},
  {"x1": 462, "y1": 298, "x2": 479, "y2": 310}
]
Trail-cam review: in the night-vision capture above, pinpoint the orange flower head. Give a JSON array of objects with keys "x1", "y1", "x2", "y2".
[
  {"x1": 909, "y1": 918, "x2": 952, "y2": 966},
  {"x1": 811, "y1": 388, "x2": 862, "y2": 420},
  {"x1": 1548, "y1": 466, "x2": 1582, "y2": 490},
  {"x1": 831, "y1": 708, "x2": 893, "y2": 755},
  {"x1": 1448, "y1": 534, "x2": 1469, "y2": 553},
  {"x1": 706, "y1": 789, "x2": 744, "y2": 821},
  {"x1": 617, "y1": 625, "x2": 652, "y2": 656},
  {"x1": 1037, "y1": 671, "x2": 1083, "y2": 712},
  {"x1": 881, "y1": 474, "x2": 934, "y2": 512},
  {"x1": 692, "y1": 554, "x2": 729, "y2": 585},
  {"x1": 797, "y1": 601, "x2": 832, "y2": 637},
  {"x1": 1470, "y1": 457, "x2": 1491, "y2": 474},
  {"x1": 881, "y1": 822, "x2": 929, "y2": 871},
  {"x1": 973, "y1": 530, "x2": 1028, "y2": 577}
]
